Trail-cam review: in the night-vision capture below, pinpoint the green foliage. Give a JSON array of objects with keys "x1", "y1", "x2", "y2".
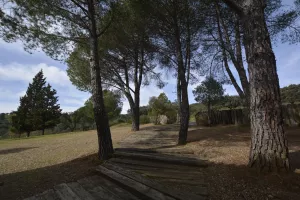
[
  {"x1": 11, "y1": 70, "x2": 61, "y2": 135},
  {"x1": 148, "y1": 93, "x2": 177, "y2": 124},
  {"x1": 220, "y1": 95, "x2": 243, "y2": 109},
  {"x1": 139, "y1": 106, "x2": 149, "y2": 116},
  {"x1": 0, "y1": 113, "x2": 10, "y2": 137},
  {"x1": 189, "y1": 103, "x2": 206, "y2": 116},
  {"x1": 55, "y1": 89, "x2": 123, "y2": 133},
  {"x1": 66, "y1": 45, "x2": 91, "y2": 92},
  {"x1": 82, "y1": 90, "x2": 123, "y2": 121},
  {"x1": 193, "y1": 76, "x2": 224, "y2": 106},
  {"x1": 281, "y1": 84, "x2": 300, "y2": 104},
  {"x1": 59, "y1": 112, "x2": 82, "y2": 132},
  {"x1": 140, "y1": 115, "x2": 150, "y2": 124}
]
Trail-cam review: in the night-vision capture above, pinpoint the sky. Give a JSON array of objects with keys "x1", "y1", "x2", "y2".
[{"x1": 0, "y1": 1, "x2": 299, "y2": 114}]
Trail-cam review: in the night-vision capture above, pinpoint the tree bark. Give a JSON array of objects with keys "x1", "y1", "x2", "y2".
[
  {"x1": 174, "y1": 11, "x2": 189, "y2": 145},
  {"x1": 42, "y1": 129, "x2": 45, "y2": 135},
  {"x1": 207, "y1": 99, "x2": 211, "y2": 126},
  {"x1": 26, "y1": 131, "x2": 30, "y2": 137},
  {"x1": 87, "y1": 0, "x2": 114, "y2": 160},
  {"x1": 130, "y1": 92, "x2": 140, "y2": 131},
  {"x1": 231, "y1": 0, "x2": 290, "y2": 171},
  {"x1": 176, "y1": 77, "x2": 182, "y2": 124}
]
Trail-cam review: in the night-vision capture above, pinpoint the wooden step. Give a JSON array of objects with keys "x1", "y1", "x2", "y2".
[
  {"x1": 87, "y1": 175, "x2": 141, "y2": 200},
  {"x1": 114, "y1": 151, "x2": 208, "y2": 167},
  {"x1": 54, "y1": 183, "x2": 82, "y2": 200},
  {"x1": 115, "y1": 148, "x2": 194, "y2": 154},
  {"x1": 77, "y1": 177, "x2": 122, "y2": 200},
  {"x1": 38, "y1": 189, "x2": 63, "y2": 200},
  {"x1": 66, "y1": 182, "x2": 95, "y2": 200},
  {"x1": 132, "y1": 169, "x2": 204, "y2": 180},
  {"x1": 98, "y1": 163, "x2": 207, "y2": 200},
  {"x1": 109, "y1": 158, "x2": 201, "y2": 170},
  {"x1": 96, "y1": 165, "x2": 175, "y2": 200}
]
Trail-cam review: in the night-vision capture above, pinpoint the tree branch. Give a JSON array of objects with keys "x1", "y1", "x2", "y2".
[{"x1": 221, "y1": 0, "x2": 244, "y2": 16}]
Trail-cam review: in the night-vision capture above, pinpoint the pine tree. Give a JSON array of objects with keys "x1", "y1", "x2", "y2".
[
  {"x1": 14, "y1": 95, "x2": 33, "y2": 137},
  {"x1": 41, "y1": 84, "x2": 61, "y2": 135},
  {"x1": 28, "y1": 70, "x2": 47, "y2": 131},
  {"x1": 12, "y1": 70, "x2": 61, "y2": 136}
]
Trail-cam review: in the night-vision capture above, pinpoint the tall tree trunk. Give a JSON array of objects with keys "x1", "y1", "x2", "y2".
[
  {"x1": 129, "y1": 92, "x2": 140, "y2": 131},
  {"x1": 42, "y1": 129, "x2": 45, "y2": 135},
  {"x1": 125, "y1": 92, "x2": 139, "y2": 131},
  {"x1": 133, "y1": 92, "x2": 140, "y2": 131},
  {"x1": 207, "y1": 99, "x2": 211, "y2": 126},
  {"x1": 174, "y1": 14, "x2": 189, "y2": 145},
  {"x1": 88, "y1": 0, "x2": 114, "y2": 160},
  {"x1": 176, "y1": 77, "x2": 181, "y2": 124},
  {"x1": 239, "y1": 0, "x2": 289, "y2": 171},
  {"x1": 26, "y1": 131, "x2": 30, "y2": 137}
]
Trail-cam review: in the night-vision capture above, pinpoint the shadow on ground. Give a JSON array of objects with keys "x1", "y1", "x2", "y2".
[
  {"x1": 0, "y1": 153, "x2": 101, "y2": 200},
  {"x1": 0, "y1": 147, "x2": 38, "y2": 155},
  {"x1": 1, "y1": 125, "x2": 300, "y2": 200}
]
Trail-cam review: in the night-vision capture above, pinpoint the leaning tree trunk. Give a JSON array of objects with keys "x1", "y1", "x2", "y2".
[
  {"x1": 241, "y1": 0, "x2": 289, "y2": 171},
  {"x1": 88, "y1": 0, "x2": 114, "y2": 160}
]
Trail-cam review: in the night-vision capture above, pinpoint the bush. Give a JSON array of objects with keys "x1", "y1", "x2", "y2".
[
  {"x1": 140, "y1": 115, "x2": 150, "y2": 124},
  {"x1": 195, "y1": 113, "x2": 209, "y2": 126}
]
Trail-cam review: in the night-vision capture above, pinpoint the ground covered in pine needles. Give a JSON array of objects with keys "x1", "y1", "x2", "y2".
[
  {"x1": 0, "y1": 123, "x2": 299, "y2": 200},
  {"x1": 187, "y1": 125, "x2": 300, "y2": 200}
]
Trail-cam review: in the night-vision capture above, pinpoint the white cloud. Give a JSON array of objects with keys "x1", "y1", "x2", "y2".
[
  {"x1": 0, "y1": 63, "x2": 71, "y2": 87},
  {"x1": 61, "y1": 98, "x2": 86, "y2": 106}
]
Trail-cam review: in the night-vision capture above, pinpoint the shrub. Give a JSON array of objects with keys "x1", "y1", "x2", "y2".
[{"x1": 140, "y1": 115, "x2": 150, "y2": 124}]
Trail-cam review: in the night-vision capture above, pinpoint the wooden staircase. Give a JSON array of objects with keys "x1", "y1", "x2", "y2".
[{"x1": 24, "y1": 149, "x2": 208, "y2": 200}]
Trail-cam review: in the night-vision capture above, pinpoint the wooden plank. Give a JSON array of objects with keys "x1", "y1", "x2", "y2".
[
  {"x1": 109, "y1": 158, "x2": 200, "y2": 170},
  {"x1": 114, "y1": 152, "x2": 208, "y2": 167},
  {"x1": 109, "y1": 161, "x2": 205, "y2": 177},
  {"x1": 155, "y1": 178, "x2": 206, "y2": 186},
  {"x1": 54, "y1": 183, "x2": 81, "y2": 200},
  {"x1": 88, "y1": 175, "x2": 140, "y2": 200},
  {"x1": 96, "y1": 165, "x2": 175, "y2": 200},
  {"x1": 115, "y1": 148, "x2": 194, "y2": 155},
  {"x1": 24, "y1": 197, "x2": 39, "y2": 200},
  {"x1": 100, "y1": 163, "x2": 207, "y2": 200},
  {"x1": 133, "y1": 170, "x2": 203, "y2": 180},
  {"x1": 77, "y1": 177, "x2": 122, "y2": 200},
  {"x1": 67, "y1": 182, "x2": 95, "y2": 200}
]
